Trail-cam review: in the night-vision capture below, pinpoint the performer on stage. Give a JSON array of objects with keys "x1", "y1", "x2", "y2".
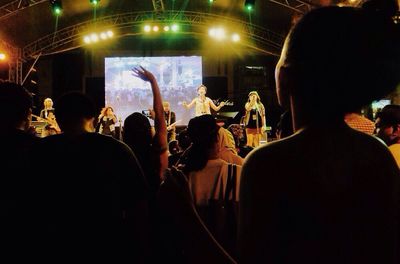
[
  {"x1": 96, "y1": 106, "x2": 117, "y2": 137},
  {"x1": 182, "y1": 84, "x2": 225, "y2": 117},
  {"x1": 243, "y1": 91, "x2": 267, "y2": 147},
  {"x1": 163, "y1": 101, "x2": 177, "y2": 142},
  {"x1": 40, "y1": 97, "x2": 55, "y2": 119}
]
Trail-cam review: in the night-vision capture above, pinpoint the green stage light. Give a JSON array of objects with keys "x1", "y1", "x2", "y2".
[
  {"x1": 244, "y1": 0, "x2": 255, "y2": 11},
  {"x1": 90, "y1": 0, "x2": 99, "y2": 5},
  {"x1": 50, "y1": 0, "x2": 62, "y2": 15},
  {"x1": 171, "y1": 24, "x2": 179, "y2": 32}
]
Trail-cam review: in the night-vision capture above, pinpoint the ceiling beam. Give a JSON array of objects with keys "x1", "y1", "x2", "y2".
[{"x1": 0, "y1": 0, "x2": 46, "y2": 21}]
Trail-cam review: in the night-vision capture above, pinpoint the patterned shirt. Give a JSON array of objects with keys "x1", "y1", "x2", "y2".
[{"x1": 344, "y1": 113, "x2": 375, "y2": 135}]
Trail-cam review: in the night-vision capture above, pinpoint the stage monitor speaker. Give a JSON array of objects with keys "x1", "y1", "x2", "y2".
[
  {"x1": 202, "y1": 76, "x2": 228, "y2": 100},
  {"x1": 85, "y1": 77, "x2": 105, "y2": 115}
]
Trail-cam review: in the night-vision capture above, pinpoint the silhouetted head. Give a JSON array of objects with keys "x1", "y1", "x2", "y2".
[
  {"x1": 55, "y1": 92, "x2": 96, "y2": 133},
  {"x1": 183, "y1": 114, "x2": 220, "y2": 172},
  {"x1": 275, "y1": 5, "x2": 400, "y2": 122},
  {"x1": 123, "y1": 112, "x2": 152, "y2": 152},
  {"x1": 375, "y1": 104, "x2": 400, "y2": 145},
  {"x1": 0, "y1": 81, "x2": 32, "y2": 131}
]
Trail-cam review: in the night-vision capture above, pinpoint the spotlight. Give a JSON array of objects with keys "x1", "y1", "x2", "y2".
[
  {"x1": 90, "y1": 0, "x2": 99, "y2": 5},
  {"x1": 83, "y1": 36, "x2": 91, "y2": 44},
  {"x1": 164, "y1": 25, "x2": 170, "y2": 32},
  {"x1": 144, "y1": 25, "x2": 151, "y2": 32},
  {"x1": 107, "y1": 30, "x2": 113, "y2": 37},
  {"x1": 100, "y1": 32, "x2": 107, "y2": 40},
  {"x1": 49, "y1": 0, "x2": 62, "y2": 15},
  {"x1": 153, "y1": 25, "x2": 159, "y2": 32},
  {"x1": 208, "y1": 28, "x2": 216, "y2": 37},
  {"x1": 232, "y1": 33, "x2": 240, "y2": 42},
  {"x1": 214, "y1": 28, "x2": 226, "y2": 40},
  {"x1": 90, "y1": 33, "x2": 99, "y2": 42},
  {"x1": 244, "y1": 0, "x2": 255, "y2": 11},
  {"x1": 171, "y1": 24, "x2": 179, "y2": 32},
  {"x1": 0, "y1": 53, "x2": 6, "y2": 60}
]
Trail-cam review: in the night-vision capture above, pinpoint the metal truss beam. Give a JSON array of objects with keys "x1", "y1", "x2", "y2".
[
  {"x1": 22, "y1": 10, "x2": 285, "y2": 60},
  {"x1": 0, "y1": 0, "x2": 46, "y2": 21},
  {"x1": 152, "y1": 0, "x2": 165, "y2": 12},
  {"x1": 0, "y1": 39, "x2": 21, "y2": 83},
  {"x1": 268, "y1": 0, "x2": 315, "y2": 14}
]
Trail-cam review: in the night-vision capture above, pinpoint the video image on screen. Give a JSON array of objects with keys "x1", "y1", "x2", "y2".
[{"x1": 105, "y1": 56, "x2": 202, "y2": 126}]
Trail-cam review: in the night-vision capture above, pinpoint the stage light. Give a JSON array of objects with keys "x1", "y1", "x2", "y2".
[
  {"x1": 90, "y1": 33, "x2": 99, "y2": 42},
  {"x1": 164, "y1": 25, "x2": 170, "y2": 32},
  {"x1": 100, "y1": 32, "x2": 107, "y2": 40},
  {"x1": 50, "y1": 0, "x2": 62, "y2": 16},
  {"x1": 153, "y1": 25, "x2": 159, "y2": 32},
  {"x1": 215, "y1": 28, "x2": 226, "y2": 40},
  {"x1": 107, "y1": 30, "x2": 113, "y2": 37},
  {"x1": 232, "y1": 33, "x2": 240, "y2": 42},
  {"x1": 208, "y1": 28, "x2": 216, "y2": 37},
  {"x1": 0, "y1": 53, "x2": 6, "y2": 60},
  {"x1": 245, "y1": 0, "x2": 255, "y2": 11},
  {"x1": 144, "y1": 25, "x2": 151, "y2": 32},
  {"x1": 209, "y1": 0, "x2": 214, "y2": 3},
  {"x1": 83, "y1": 36, "x2": 91, "y2": 44},
  {"x1": 171, "y1": 24, "x2": 179, "y2": 32},
  {"x1": 90, "y1": 0, "x2": 99, "y2": 5}
]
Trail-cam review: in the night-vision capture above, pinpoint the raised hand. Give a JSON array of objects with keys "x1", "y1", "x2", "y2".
[{"x1": 132, "y1": 66, "x2": 156, "y2": 83}]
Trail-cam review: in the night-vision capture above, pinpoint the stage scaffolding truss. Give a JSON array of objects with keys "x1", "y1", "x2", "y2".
[{"x1": 21, "y1": 10, "x2": 286, "y2": 60}]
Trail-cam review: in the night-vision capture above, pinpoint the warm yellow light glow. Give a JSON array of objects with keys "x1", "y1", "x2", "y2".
[
  {"x1": 153, "y1": 25, "x2": 159, "y2": 32},
  {"x1": 0, "y1": 53, "x2": 6, "y2": 60},
  {"x1": 83, "y1": 36, "x2": 91, "y2": 44},
  {"x1": 164, "y1": 25, "x2": 170, "y2": 31},
  {"x1": 144, "y1": 25, "x2": 151, "y2": 32},
  {"x1": 107, "y1": 30, "x2": 113, "y2": 37},
  {"x1": 208, "y1": 28, "x2": 216, "y2": 37},
  {"x1": 232, "y1": 33, "x2": 240, "y2": 42},
  {"x1": 214, "y1": 28, "x2": 226, "y2": 40},
  {"x1": 90, "y1": 33, "x2": 99, "y2": 42},
  {"x1": 100, "y1": 32, "x2": 108, "y2": 40}
]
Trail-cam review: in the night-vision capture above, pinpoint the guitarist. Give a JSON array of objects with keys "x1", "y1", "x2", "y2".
[
  {"x1": 149, "y1": 101, "x2": 178, "y2": 142},
  {"x1": 163, "y1": 101, "x2": 177, "y2": 142}
]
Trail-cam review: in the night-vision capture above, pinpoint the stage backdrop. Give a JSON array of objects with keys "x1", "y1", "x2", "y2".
[{"x1": 105, "y1": 56, "x2": 202, "y2": 125}]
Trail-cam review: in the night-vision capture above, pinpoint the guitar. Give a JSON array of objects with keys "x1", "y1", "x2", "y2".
[
  {"x1": 167, "y1": 119, "x2": 181, "y2": 131},
  {"x1": 32, "y1": 114, "x2": 61, "y2": 132}
]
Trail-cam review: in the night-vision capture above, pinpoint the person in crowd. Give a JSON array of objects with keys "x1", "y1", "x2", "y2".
[
  {"x1": 172, "y1": 115, "x2": 242, "y2": 258},
  {"x1": 239, "y1": 4, "x2": 400, "y2": 264},
  {"x1": 168, "y1": 128, "x2": 192, "y2": 168},
  {"x1": 227, "y1": 124, "x2": 253, "y2": 158},
  {"x1": 39, "y1": 97, "x2": 55, "y2": 119},
  {"x1": 0, "y1": 81, "x2": 40, "y2": 259},
  {"x1": 375, "y1": 104, "x2": 400, "y2": 168},
  {"x1": 27, "y1": 92, "x2": 150, "y2": 262},
  {"x1": 243, "y1": 91, "x2": 267, "y2": 147},
  {"x1": 344, "y1": 110, "x2": 375, "y2": 135},
  {"x1": 158, "y1": 2, "x2": 400, "y2": 264},
  {"x1": 168, "y1": 140, "x2": 180, "y2": 155},
  {"x1": 123, "y1": 67, "x2": 168, "y2": 193},
  {"x1": 182, "y1": 84, "x2": 225, "y2": 117},
  {"x1": 96, "y1": 106, "x2": 117, "y2": 137},
  {"x1": 218, "y1": 127, "x2": 244, "y2": 165}
]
